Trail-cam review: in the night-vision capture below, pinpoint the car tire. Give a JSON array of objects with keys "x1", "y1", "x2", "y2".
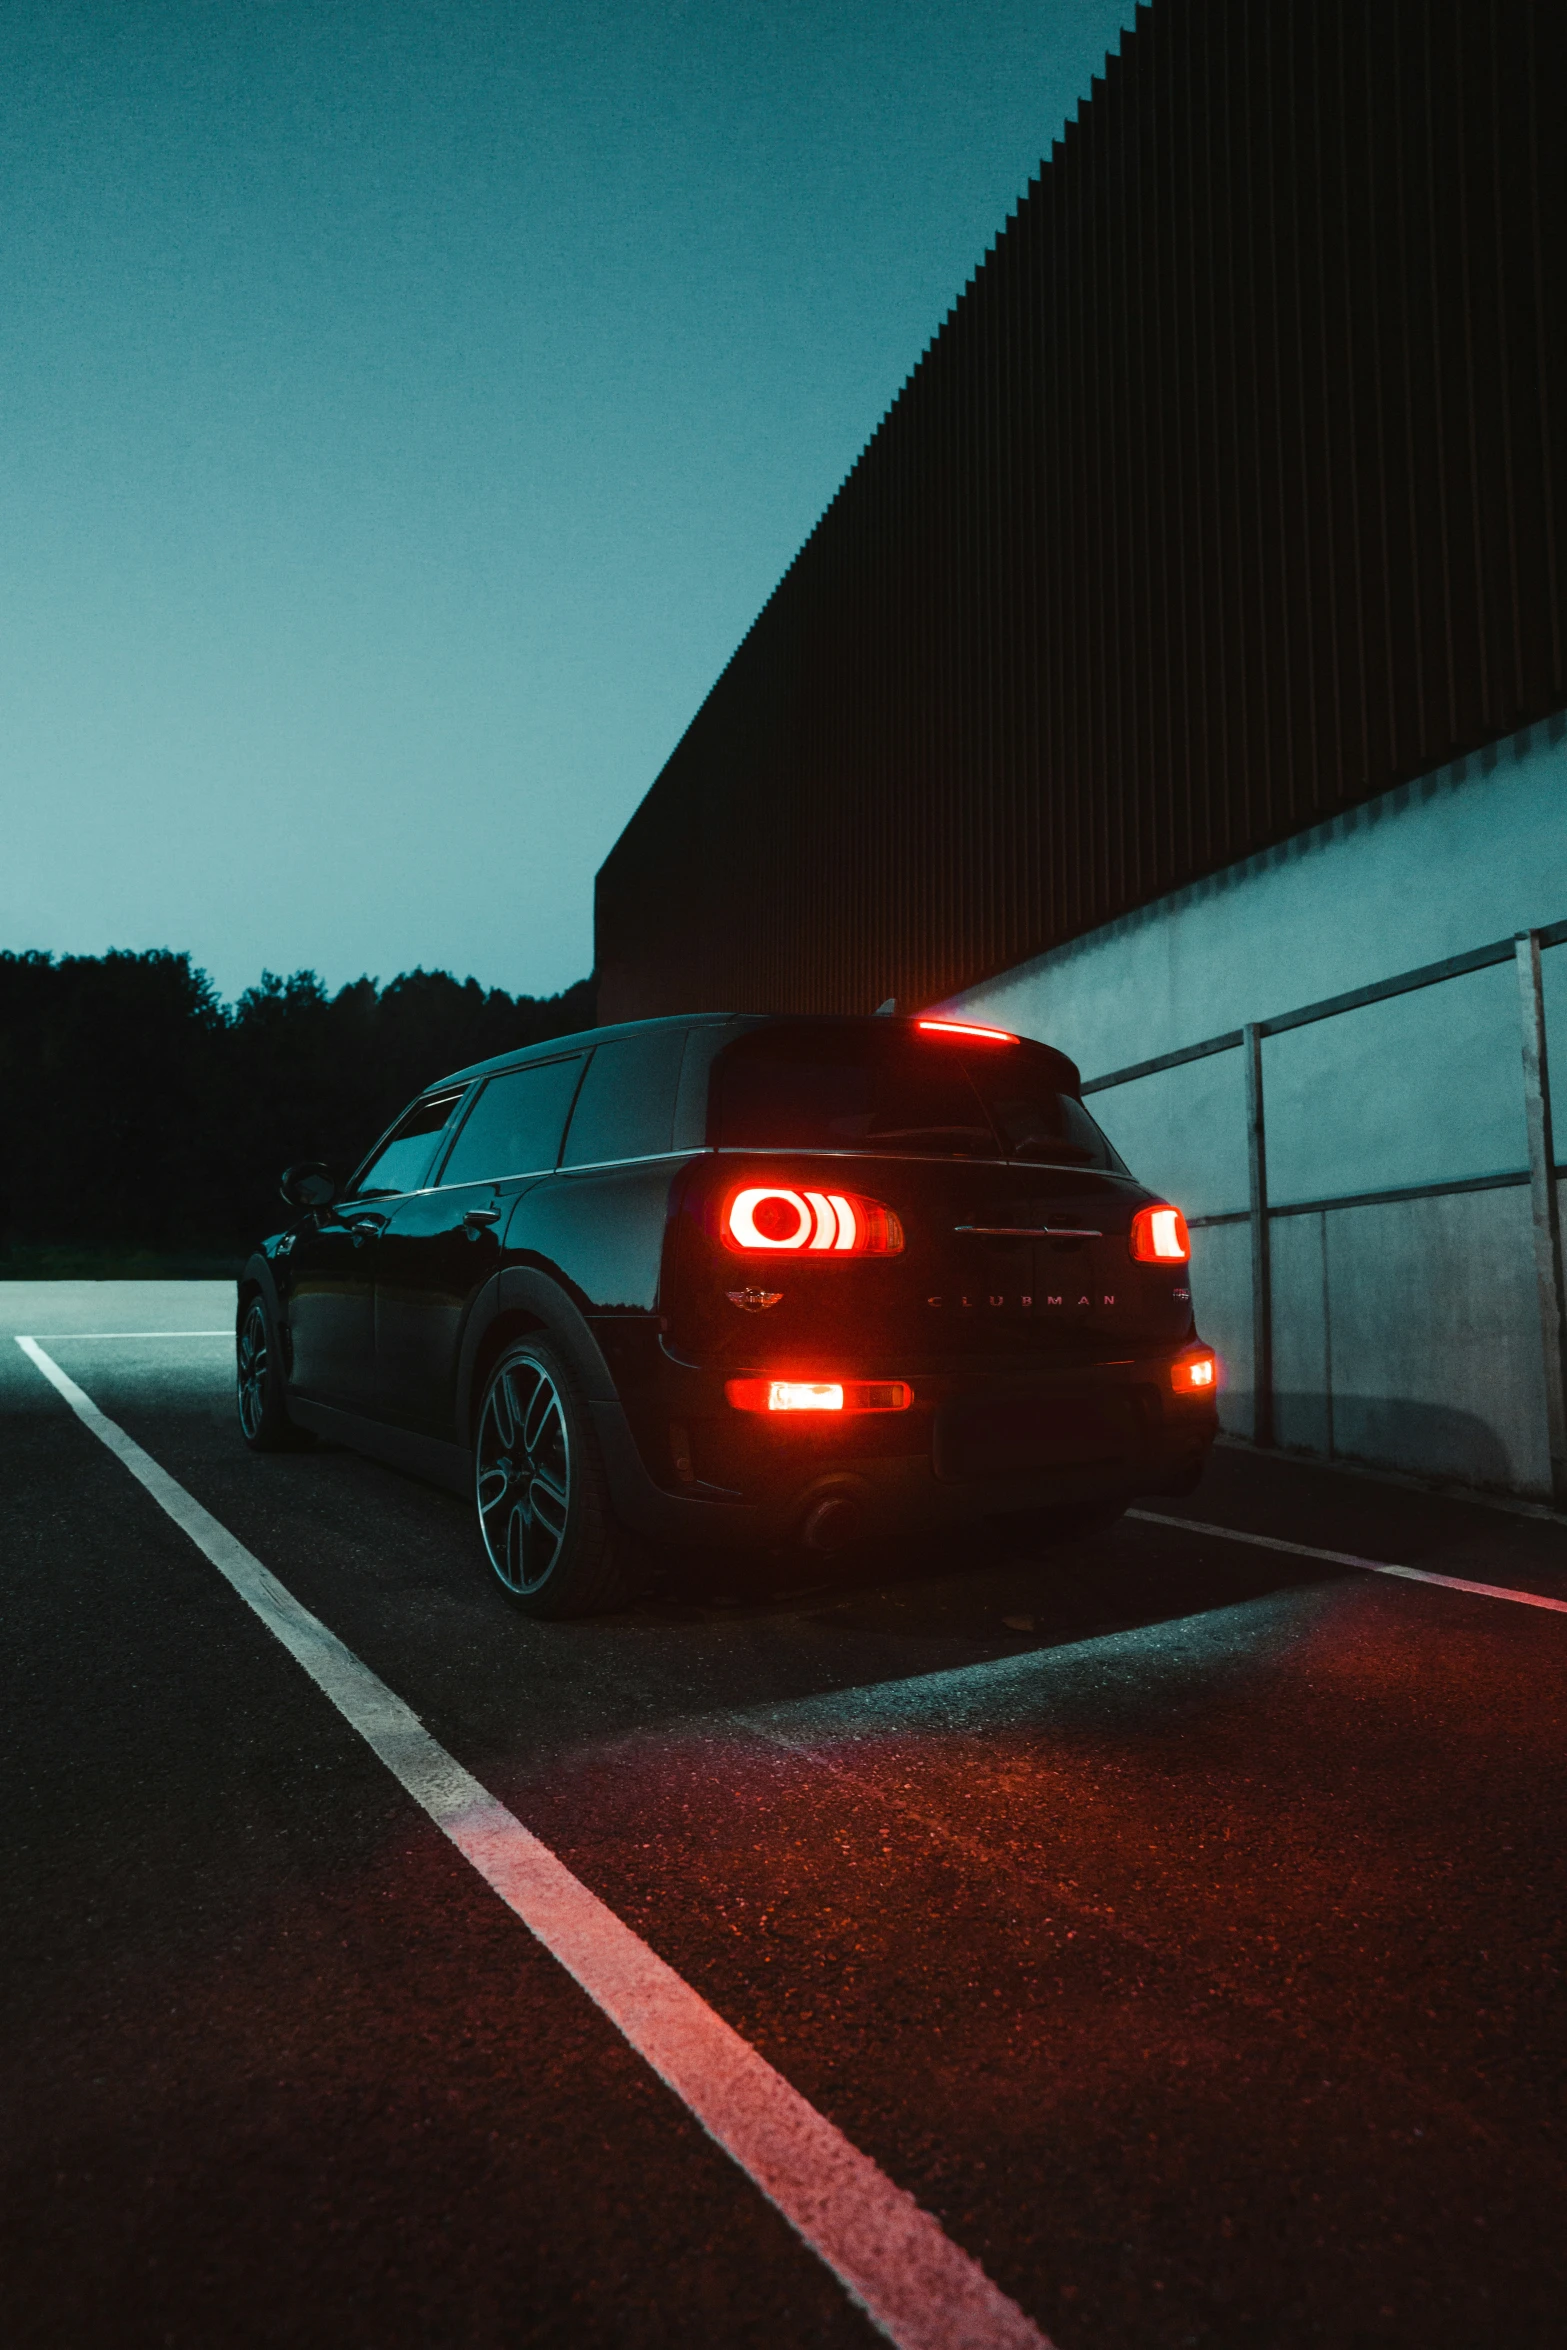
[
  {"x1": 993, "y1": 1499, "x2": 1127, "y2": 1555},
  {"x1": 474, "y1": 1337, "x2": 633, "y2": 1619},
  {"x1": 236, "y1": 1293, "x2": 307, "y2": 1452}
]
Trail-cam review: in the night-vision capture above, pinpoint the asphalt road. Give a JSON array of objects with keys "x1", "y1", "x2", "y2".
[{"x1": 5, "y1": 1281, "x2": 1565, "y2": 2350}]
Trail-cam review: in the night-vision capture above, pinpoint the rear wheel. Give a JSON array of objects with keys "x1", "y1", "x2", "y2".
[
  {"x1": 236, "y1": 1295, "x2": 305, "y2": 1452},
  {"x1": 474, "y1": 1339, "x2": 632, "y2": 1618}
]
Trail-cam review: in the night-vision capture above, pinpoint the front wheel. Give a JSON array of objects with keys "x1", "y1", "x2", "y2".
[{"x1": 473, "y1": 1339, "x2": 633, "y2": 1619}]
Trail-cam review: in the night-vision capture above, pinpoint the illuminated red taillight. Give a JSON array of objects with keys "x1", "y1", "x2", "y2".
[
  {"x1": 914, "y1": 1017, "x2": 1018, "y2": 1044},
  {"x1": 723, "y1": 1185, "x2": 904, "y2": 1256},
  {"x1": 725, "y1": 1378, "x2": 914, "y2": 1413},
  {"x1": 1130, "y1": 1204, "x2": 1191, "y2": 1262},
  {"x1": 1171, "y1": 1349, "x2": 1217, "y2": 1394}
]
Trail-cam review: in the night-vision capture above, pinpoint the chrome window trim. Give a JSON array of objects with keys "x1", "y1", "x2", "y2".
[{"x1": 555, "y1": 1147, "x2": 709, "y2": 1175}]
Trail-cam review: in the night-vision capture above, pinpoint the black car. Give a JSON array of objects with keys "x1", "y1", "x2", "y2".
[{"x1": 237, "y1": 1012, "x2": 1217, "y2": 1615}]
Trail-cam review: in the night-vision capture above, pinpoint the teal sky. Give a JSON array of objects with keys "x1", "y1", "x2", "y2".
[{"x1": 2, "y1": 0, "x2": 1136, "y2": 1003}]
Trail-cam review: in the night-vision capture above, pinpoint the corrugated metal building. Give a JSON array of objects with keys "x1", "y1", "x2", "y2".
[
  {"x1": 595, "y1": 0, "x2": 1567, "y2": 1502},
  {"x1": 597, "y1": 0, "x2": 1563, "y2": 1020}
]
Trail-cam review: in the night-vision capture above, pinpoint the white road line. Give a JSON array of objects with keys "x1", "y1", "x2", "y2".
[
  {"x1": 13, "y1": 1337, "x2": 1049, "y2": 2350},
  {"x1": 16, "y1": 1330, "x2": 232, "y2": 1339},
  {"x1": 1129, "y1": 1508, "x2": 1567, "y2": 1615}
]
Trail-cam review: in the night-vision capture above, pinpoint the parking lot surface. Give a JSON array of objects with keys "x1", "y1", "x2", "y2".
[{"x1": 5, "y1": 1282, "x2": 1565, "y2": 2349}]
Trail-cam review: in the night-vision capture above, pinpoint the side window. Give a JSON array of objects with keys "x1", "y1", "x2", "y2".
[
  {"x1": 352, "y1": 1090, "x2": 467, "y2": 1198},
  {"x1": 438, "y1": 1056, "x2": 585, "y2": 1187},
  {"x1": 560, "y1": 1031, "x2": 688, "y2": 1168}
]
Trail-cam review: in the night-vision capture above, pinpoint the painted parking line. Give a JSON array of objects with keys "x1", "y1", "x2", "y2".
[
  {"x1": 1129, "y1": 1509, "x2": 1567, "y2": 1615},
  {"x1": 13, "y1": 1336, "x2": 1049, "y2": 2350}
]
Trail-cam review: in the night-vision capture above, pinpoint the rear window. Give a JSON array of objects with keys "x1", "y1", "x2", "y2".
[
  {"x1": 715, "y1": 1026, "x2": 996, "y2": 1158},
  {"x1": 966, "y1": 1063, "x2": 1124, "y2": 1171},
  {"x1": 714, "y1": 1024, "x2": 1122, "y2": 1170}
]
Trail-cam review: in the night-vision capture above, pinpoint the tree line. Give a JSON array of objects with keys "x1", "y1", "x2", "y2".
[{"x1": 0, "y1": 949, "x2": 595, "y2": 1269}]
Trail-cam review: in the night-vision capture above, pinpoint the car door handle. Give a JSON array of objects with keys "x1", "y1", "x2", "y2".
[
  {"x1": 347, "y1": 1213, "x2": 388, "y2": 1237},
  {"x1": 462, "y1": 1207, "x2": 501, "y2": 1230}
]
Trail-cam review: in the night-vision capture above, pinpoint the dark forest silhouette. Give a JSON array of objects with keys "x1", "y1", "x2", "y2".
[{"x1": 0, "y1": 949, "x2": 594, "y2": 1270}]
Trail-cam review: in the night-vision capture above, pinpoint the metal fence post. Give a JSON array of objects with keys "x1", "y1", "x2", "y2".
[
  {"x1": 1244, "y1": 1022, "x2": 1274, "y2": 1447},
  {"x1": 1516, "y1": 931, "x2": 1567, "y2": 1505}
]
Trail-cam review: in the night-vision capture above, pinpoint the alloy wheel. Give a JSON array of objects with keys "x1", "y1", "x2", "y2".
[
  {"x1": 476, "y1": 1356, "x2": 572, "y2": 1594},
  {"x1": 237, "y1": 1302, "x2": 268, "y2": 1441}
]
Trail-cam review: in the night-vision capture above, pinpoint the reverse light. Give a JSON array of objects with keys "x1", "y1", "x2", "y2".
[
  {"x1": 725, "y1": 1378, "x2": 914, "y2": 1413},
  {"x1": 1130, "y1": 1203, "x2": 1192, "y2": 1262},
  {"x1": 1171, "y1": 1350, "x2": 1218, "y2": 1394},
  {"x1": 915, "y1": 1017, "x2": 1019, "y2": 1045},
  {"x1": 723, "y1": 1185, "x2": 904, "y2": 1255}
]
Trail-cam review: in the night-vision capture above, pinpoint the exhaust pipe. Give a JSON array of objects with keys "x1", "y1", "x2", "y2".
[{"x1": 801, "y1": 1493, "x2": 864, "y2": 1553}]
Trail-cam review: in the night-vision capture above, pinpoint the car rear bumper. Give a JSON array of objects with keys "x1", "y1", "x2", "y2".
[{"x1": 595, "y1": 1351, "x2": 1218, "y2": 1552}]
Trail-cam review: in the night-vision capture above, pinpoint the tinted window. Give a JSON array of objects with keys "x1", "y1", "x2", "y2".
[
  {"x1": 715, "y1": 1027, "x2": 999, "y2": 1158},
  {"x1": 968, "y1": 1065, "x2": 1124, "y2": 1171},
  {"x1": 561, "y1": 1031, "x2": 688, "y2": 1166},
  {"x1": 439, "y1": 1056, "x2": 585, "y2": 1186},
  {"x1": 353, "y1": 1091, "x2": 466, "y2": 1197}
]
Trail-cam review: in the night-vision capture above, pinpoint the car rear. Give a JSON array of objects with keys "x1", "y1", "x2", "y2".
[{"x1": 654, "y1": 1015, "x2": 1217, "y2": 1551}]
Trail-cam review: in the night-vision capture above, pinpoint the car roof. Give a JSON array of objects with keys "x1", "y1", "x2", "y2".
[
  {"x1": 430, "y1": 1010, "x2": 1080, "y2": 1096},
  {"x1": 432, "y1": 1012, "x2": 738, "y2": 1091}
]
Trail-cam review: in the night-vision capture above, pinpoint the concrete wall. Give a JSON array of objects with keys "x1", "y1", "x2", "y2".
[{"x1": 940, "y1": 713, "x2": 1567, "y2": 1498}]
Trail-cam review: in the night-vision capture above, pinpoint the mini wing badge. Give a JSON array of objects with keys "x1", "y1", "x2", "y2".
[{"x1": 727, "y1": 1287, "x2": 784, "y2": 1312}]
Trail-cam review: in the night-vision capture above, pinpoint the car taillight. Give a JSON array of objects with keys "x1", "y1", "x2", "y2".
[
  {"x1": 725, "y1": 1378, "x2": 914, "y2": 1413},
  {"x1": 1129, "y1": 1204, "x2": 1191, "y2": 1262},
  {"x1": 914, "y1": 1017, "x2": 1018, "y2": 1044},
  {"x1": 723, "y1": 1185, "x2": 904, "y2": 1255},
  {"x1": 1171, "y1": 1349, "x2": 1217, "y2": 1394}
]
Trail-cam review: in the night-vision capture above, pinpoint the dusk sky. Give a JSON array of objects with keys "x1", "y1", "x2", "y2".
[{"x1": 3, "y1": 0, "x2": 1135, "y2": 1005}]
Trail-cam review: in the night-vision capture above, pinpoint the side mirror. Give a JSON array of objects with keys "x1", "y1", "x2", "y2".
[{"x1": 281, "y1": 1162, "x2": 337, "y2": 1211}]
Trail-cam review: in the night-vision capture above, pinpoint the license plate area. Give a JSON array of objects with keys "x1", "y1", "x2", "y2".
[{"x1": 933, "y1": 1387, "x2": 1138, "y2": 1482}]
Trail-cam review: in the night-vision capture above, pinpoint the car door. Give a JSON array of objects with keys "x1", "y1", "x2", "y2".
[
  {"x1": 374, "y1": 1053, "x2": 587, "y2": 1438},
  {"x1": 288, "y1": 1087, "x2": 468, "y2": 1410}
]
